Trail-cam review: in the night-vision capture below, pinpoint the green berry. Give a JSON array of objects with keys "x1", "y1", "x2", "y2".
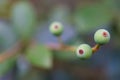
[
  {"x1": 49, "y1": 22, "x2": 63, "y2": 36},
  {"x1": 76, "y1": 44, "x2": 92, "y2": 59},
  {"x1": 94, "y1": 29, "x2": 110, "y2": 45}
]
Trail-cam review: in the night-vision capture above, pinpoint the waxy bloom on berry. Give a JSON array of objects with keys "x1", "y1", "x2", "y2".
[
  {"x1": 49, "y1": 22, "x2": 63, "y2": 36},
  {"x1": 76, "y1": 44, "x2": 92, "y2": 59},
  {"x1": 94, "y1": 29, "x2": 110, "y2": 45}
]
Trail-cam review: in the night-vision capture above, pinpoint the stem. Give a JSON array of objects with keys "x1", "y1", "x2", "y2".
[
  {"x1": 57, "y1": 36, "x2": 64, "y2": 46},
  {"x1": 0, "y1": 39, "x2": 76, "y2": 63},
  {"x1": 63, "y1": 45, "x2": 76, "y2": 52},
  {"x1": 0, "y1": 39, "x2": 31, "y2": 63},
  {"x1": 0, "y1": 41, "x2": 22, "y2": 63},
  {"x1": 92, "y1": 44, "x2": 101, "y2": 54},
  {"x1": 57, "y1": 36, "x2": 76, "y2": 52},
  {"x1": 47, "y1": 43, "x2": 76, "y2": 52}
]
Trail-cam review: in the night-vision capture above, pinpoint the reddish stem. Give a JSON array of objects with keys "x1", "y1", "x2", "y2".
[
  {"x1": 0, "y1": 41, "x2": 23, "y2": 63},
  {"x1": 92, "y1": 44, "x2": 101, "y2": 54}
]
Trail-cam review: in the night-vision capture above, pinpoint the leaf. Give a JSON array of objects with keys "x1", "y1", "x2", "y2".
[
  {"x1": 74, "y1": 3, "x2": 113, "y2": 34},
  {"x1": 17, "y1": 68, "x2": 46, "y2": 80},
  {"x1": 0, "y1": 21, "x2": 17, "y2": 76},
  {"x1": 25, "y1": 44, "x2": 53, "y2": 69},
  {"x1": 0, "y1": 57, "x2": 16, "y2": 77},
  {"x1": 11, "y1": 1, "x2": 37, "y2": 39},
  {"x1": 103, "y1": 0, "x2": 120, "y2": 10},
  {"x1": 0, "y1": 21, "x2": 16, "y2": 51},
  {"x1": 49, "y1": 5, "x2": 70, "y2": 22},
  {"x1": 54, "y1": 40, "x2": 83, "y2": 61}
]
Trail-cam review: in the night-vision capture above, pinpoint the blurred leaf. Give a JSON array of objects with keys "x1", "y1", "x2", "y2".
[
  {"x1": 25, "y1": 44, "x2": 53, "y2": 69},
  {"x1": 18, "y1": 68, "x2": 47, "y2": 80},
  {"x1": 0, "y1": 21, "x2": 17, "y2": 76},
  {"x1": 49, "y1": 5, "x2": 70, "y2": 22},
  {"x1": 103, "y1": 0, "x2": 120, "y2": 11},
  {"x1": 0, "y1": 57, "x2": 16, "y2": 77},
  {"x1": 74, "y1": 4, "x2": 113, "y2": 34},
  {"x1": 0, "y1": 21, "x2": 16, "y2": 51},
  {"x1": 11, "y1": 1, "x2": 37, "y2": 39},
  {"x1": 0, "y1": 0, "x2": 10, "y2": 17},
  {"x1": 103, "y1": 0, "x2": 115, "y2": 8},
  {"x1": 54, "y1": 50, "x2": 77, "y2": 61}
]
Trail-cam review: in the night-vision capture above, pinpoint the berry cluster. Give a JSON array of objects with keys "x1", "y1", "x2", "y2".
[{"x1": 49, "y1": 22, "x2": 110, "y2": 60}]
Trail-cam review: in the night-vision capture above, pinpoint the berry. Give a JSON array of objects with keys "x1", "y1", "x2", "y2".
[
  {"x1": 76, "y1": 44, "x2": 92, "y2": 59},
  {"x1": 49, "y1": 22, "x2": 63, "y2": 36},
  {"x1": 94, "y1": 29, "x2": 110, "y2": 45}
]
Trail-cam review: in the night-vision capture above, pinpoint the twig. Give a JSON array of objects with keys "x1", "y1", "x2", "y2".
[
  {"x1": 92, "y1": 44, "x2": 101, "y2": 53},
  {"x1": 47, "y1": 43, "x2": 76, "y2": 52},
  {"x1": 0, "y1": 41, "x2": 22, "y2": 63},
  {"x1": 0, "y1": 39, "x2": 101, "y2": 63}
]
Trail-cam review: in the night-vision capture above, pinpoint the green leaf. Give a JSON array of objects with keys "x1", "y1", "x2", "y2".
[
  {"x1": 54, "y1": 40, "x2": 83, "y2": 61},
  {"x1": 0, "y1": 57, "x2": 16, "y2": 76},
  {"x1": 54, "y1": 50, "x2": 77, "y2": 61},
  {"x1": 0, "y1": 21, "x2": 17, "y2": 76},
  {"x1": 0, "y1": 21, "x2": 16, "y2": 51},
  {"x1": 49, "y1": 5, "x2": 70, "y2": 22},
  {"x1": 11, "y1": 1, "x2": 37, "y2": 39},
  {"x1": 103, "y1": 0, "x2": 120, "y2": 10},
  {"x1": 17, "y1": 68, "x2": 47, "y2": 80},
  {"x1": 25, "y1": 44, "x2": 53, "y2": 69},
  {"x1": 74, "y1": 4, "x2": 113, "y2": 33}
]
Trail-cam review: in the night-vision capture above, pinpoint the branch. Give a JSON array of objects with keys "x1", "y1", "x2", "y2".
[
  {"x1": 0, "y1": 41, "x2": 23, "y2": 63},
  {"x1": 47, "y1": 43, "x2": 76, "y2": 52},
  {"x1": 92, "y1": 44, "x2": 101, "y2": 53},
  {"x1": 0, "y1": 38, "x2": 101, "y2": 63}
]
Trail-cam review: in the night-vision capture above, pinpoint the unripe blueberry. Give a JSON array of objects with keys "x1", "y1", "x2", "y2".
[
  {"x1": 94, "y1": 29, "x2": 110, "y2": 45},
  {"x1": 76, "y1": 44, "x2": 92, "y2": 59},
  {"x1": 49, "y1": 22, "x2": 63, "y2": 36}
]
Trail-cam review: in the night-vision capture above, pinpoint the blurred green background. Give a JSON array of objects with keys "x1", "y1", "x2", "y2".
[{"x1": 0, "y1": 0, "x2": 120, "y2": 80}]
